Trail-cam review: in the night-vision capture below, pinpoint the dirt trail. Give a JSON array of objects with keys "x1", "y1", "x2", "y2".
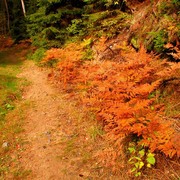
[
  {"x1": 18, "y1": 61, "x2": 81, "y2": 180},
  {"x1": 17, "y1": 60, "x2": 124, "y2": 180}
]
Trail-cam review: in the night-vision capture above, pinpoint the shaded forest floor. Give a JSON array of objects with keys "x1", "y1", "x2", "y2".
[{"x1": 0, "y1": 42, "x2": 179, "y2": 179}]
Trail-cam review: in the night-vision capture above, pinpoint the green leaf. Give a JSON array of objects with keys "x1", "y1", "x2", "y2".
[
  {"x1": 139, "y1": 149, "x2": 145, "y2": 157},
  {"x1": 5, "y1": 103, "x2": 14, "y2": 110},
  {"x1": 129, "y1": 156, "x2": 141, "y2": 162},
  {"x1": 131, "y1": 167, "x2": 137, "y2": 172},
  {"x1": 128, "y1": 147, "x2": 136, "y2": 154},
  {"x1": 134, "y1": 157, "x2": 141, "y2": 161},
  {"x1": 146, "y1": 156, "x2": 156, "y2": 165},
  {"x1": 135, "y1": 172, "x2": 141, "y2": 177},
  {"x1": 135, "y1": 162, "x2": 139, "y2": 168},
  {"x1": 0, "y1": 111, "x2": 6, "y2": 115}
]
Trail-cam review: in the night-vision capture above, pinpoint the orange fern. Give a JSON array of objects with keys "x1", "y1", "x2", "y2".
[{"x1": 43, "y1": 43, "x2": 180, "y2": 158}]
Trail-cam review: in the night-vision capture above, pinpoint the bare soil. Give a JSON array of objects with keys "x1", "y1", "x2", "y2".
[
  {"x1": 18, "y1": 61, "x2": 75, "y2": 179},
  {"x1": 17, "y1": 61, "x2": 120, "y2": 180}
]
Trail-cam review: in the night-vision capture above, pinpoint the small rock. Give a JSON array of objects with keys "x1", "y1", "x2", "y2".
[
  {"x1": 79, "y1": 171, "x2": 90, "y2": 178},
  {"x1": 2, "y1": 142, "x2": 9, "y2": 148},
  {"x1": 79, "y1": 174, "x2": 84, "y2": 177}
]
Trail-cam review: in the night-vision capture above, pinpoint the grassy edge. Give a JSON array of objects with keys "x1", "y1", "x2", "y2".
[{"x1": 0, "y1": 47, "x2": 31, "y2": 179}]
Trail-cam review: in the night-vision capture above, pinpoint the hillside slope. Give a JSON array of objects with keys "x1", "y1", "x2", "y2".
[{"x1": 34, "y1": 0, "x2": 180, "y2": 178}]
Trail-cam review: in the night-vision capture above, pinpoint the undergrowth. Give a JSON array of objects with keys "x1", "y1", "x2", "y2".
[{"x1": 42, "y1": 42, "x2": 180, "y2": 176}]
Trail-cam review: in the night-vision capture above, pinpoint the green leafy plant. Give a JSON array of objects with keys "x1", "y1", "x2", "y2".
[
  {"x1": 66, "y1": 19, "x2": 84, "y2": 36},
  {"x1": 82, "y1": 48, "x2": 94, "y2": 60},
  {"x1": 172, "y1": 0, "x2": 180, "y2": 7},
  {"x1": 82, "y1": 38, "x2": 94, "y2": 60},
  {"x1": 128, "y1": 143, "x2": 156, "y2": 177},
  {"x1": 149, "y1": 30, "x2": 168, "y2": 53},
  {"x1": 27, "y1": 1, "x2": 84, "y2": 47},
  {"x1": 158, "y1": 1, "x2": 169, "y2": 15},
  {"x1": 30, "y1": 48, "x2": 46, "y2": 62},
  {"x1": 158, "y1": 0, "x2": 179, "y2": 16},
  {"x1": 5, "y1": 103, "x2": 15, "y2": 111}
]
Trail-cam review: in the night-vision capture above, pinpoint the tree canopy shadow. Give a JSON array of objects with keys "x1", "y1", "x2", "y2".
[{"x1": 0, "y1": 49, "x2": 24, "y2": 65}]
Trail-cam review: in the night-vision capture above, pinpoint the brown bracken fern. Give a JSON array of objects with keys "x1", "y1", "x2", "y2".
[{"x1": 43, "y1": 43, "x2": 180, "y2": 158}]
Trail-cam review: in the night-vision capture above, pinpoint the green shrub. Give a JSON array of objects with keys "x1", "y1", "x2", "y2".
[
  {"x1": 158, "y1": 0, "x2": 180, "y2": 16},
  {"x1": 66, "y1": 19, "x2": 84, "y2": 36},
  {"x1": 171, "y1": 0, "x2": 180, "y2": 8},
  {"x1": 149, "y1": 30, "x2": 168, "y2": 53},
  {"x1": 128, "y1": 142, "x2": 156, "y2": 177},
  {"x1": 30, "y1": 48, "x2": 46, "y2": 62}
]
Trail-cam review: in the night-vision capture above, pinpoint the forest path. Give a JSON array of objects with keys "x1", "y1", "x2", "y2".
[
  {"x1": 17, "y1": 60, "x2": 120, "y2": 180},
  {"x1": 18, "y1": 60, "x2": 83, "y2": 180}
]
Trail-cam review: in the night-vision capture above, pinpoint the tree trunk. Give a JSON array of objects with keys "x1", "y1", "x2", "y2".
[
  {"x1": 21, "y1": 0, "x2": 26, "y2": 17},
  {"x1": 4, "y1": 0, "x2": 10, "y2": 33}
]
